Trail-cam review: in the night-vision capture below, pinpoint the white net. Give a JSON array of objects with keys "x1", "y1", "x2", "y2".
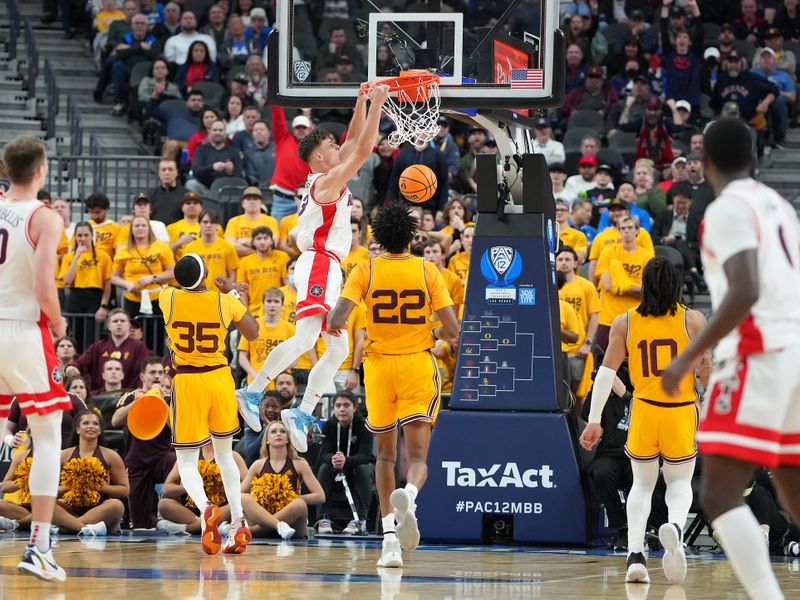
[{"x1": 374, "y1": 73, "x2": 441, "y2": 151}]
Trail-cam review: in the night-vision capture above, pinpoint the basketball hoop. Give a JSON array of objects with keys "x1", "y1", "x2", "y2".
[{"x1": 363, "y1": 70, "x2": 441, "y2": 151}]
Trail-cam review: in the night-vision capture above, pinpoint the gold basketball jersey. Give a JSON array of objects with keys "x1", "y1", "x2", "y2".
[{"x1": 625, "y1": 304, "x2": 698, "y2": 404}]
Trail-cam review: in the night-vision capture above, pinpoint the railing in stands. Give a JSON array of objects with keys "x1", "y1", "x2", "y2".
[
  {"x1": 45, "y1": 155, "x2": 161, "y2": 216},
  {"x1": 44, "y1": 58, "x2": 58, "y2": 138},
  {"x1": 23, "y1": 18, "x2": 37, "y2": 98},
  {"x1": 66, "y1": 95, "x2": 83, "y2": 155},
  {"x1": 6, "y1": 0, "x2": 19, "y2": 62}
]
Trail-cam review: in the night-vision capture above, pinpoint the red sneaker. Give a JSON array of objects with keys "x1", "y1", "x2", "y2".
[
  {"x1": 201, "y1": 503, "x2": 222, "y2": 555},
  {"x1": 222, "y1": 518, "x2": 252, "y2": 554}
]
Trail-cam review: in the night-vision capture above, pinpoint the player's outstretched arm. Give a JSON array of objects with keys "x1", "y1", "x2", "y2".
[
  {"x1": 662, "y1": 249, "x2": 759, "y2": 395},
  {"x1": 327, "y1": 298, "x2": 357, "y2": 336},
  {"x1": 337, "y1": 88, "x2": 368, "y2": 163},
  {"x1": 314, "y1": 85, "x2": 389, "y2": 203},
  {"x1": 30, "y1": 206, "x2": 67, "y2": 338}
]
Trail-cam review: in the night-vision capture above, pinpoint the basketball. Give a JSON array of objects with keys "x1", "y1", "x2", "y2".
[{"x1": 399, "y1": 164, "x2": 438, "y2": 204}]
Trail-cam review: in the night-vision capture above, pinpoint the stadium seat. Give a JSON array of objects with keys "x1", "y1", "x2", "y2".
[
  {"x1": 192, "y1": 81, "x2": 225, "y2": 109},
  {"x1": 732, "y1": 39, "x2": 756, "y2": 64},
  {"x1": 567, "y1": 110, "x2": 606, "y2": 133},
  {"x1": 210, "y1": 177, "x2": 249, "y2": 221},
  {"x1": 563, "y1": 127, "x2": 600, "y2": 150},
  {"x1": 596, "y1": 147, "x2": 625, "y2": 173},
  {"x1": 127, "y1": 61, "x2": 153, "y2": 122}
]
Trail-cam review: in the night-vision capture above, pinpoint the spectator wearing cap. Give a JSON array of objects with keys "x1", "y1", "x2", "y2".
[
  {"x1": 587, "y1": 196, "x2": 654, "y2": 282},
  {"x1": 187, "y1": 119, "x2": 244, "y2": 194},
  {"x1": 244, "y1": 120, "x2": 276, "y2": 188},
  {"x1": 565, "y1": 44, "x2": 588, "y2": 95},
  {"x1": 565, "y1": 155, "x2": 599, "y2": 200},
  {"x1": 751, "y1": 47, "x2": 796, "y2": 144},
  {"x1": 533, "y1": 118, "x2": 566, "y2": 165},
  {"x1": 431, "y1": 117, "x2": 461, "y2": 186},
  {"x1": 163, "y1": 10, "x2": 217, "y2": 65},
  {"x1": 674, "y1": 99, "x2": 702, "y2": 144},
  {"x1": 734, "y1": 0, "x2": 769, "y2": 45},
  {"x1": 85, "y1": 193, "x2": 122, "y2": 258},
  {"x1": 657, "y1": 155, "x2": 689, "y2": 195},
  {"x1": 317, "y1": 26, "x2": 364, "y2": 73},
  {"x1": 650, "y1": 180, "x2": 701, "y2": 277},
  {"x1": 701, "y1": 47, "x2": 722, "y2": 95},
  {"x1": 775, "y1": 0, "x2": 800, "y2": 42},
  {"x1": 549, "y1": 163, "x2": 574, "y2": 206},
  {"x1": 717, "y1": 23, "x2": 737, "y2": 64},
  {"x1": 595, "y1": 180, "x2": 653, "y2": 233},
  {"x1": 583, "y1": 163, "x2": 616, "y2": 207},
  {"x1": 166, "y1": 192, "x2": 225, "y2": 258},
  {"x1": 224, "y1": 187, "x2": 280, "y2": 256},
  {"x1": 458, "y1": 126, "x2": 488, "y2": 193},
  {"x1": 660, "y1": 1, "x2": 704, "y2": 112},
  {"x1": 245, "y1": 7, "x2": 270, "y2": 52},
  {"x1": 711, "y1": 51, "x2": 779, "y2": 130},
  {"x1": 149, "y1": 158, "x2": 187, "y2": 225},
  {"x1": 559, "y1": 65, "x2": 617, "y2": 124},
  {"x1": 622, "y1": 97, "x2": 680, "y2": 170},
  {"x1": 757, "y1": 27, "x2": 797, "y2": 81},
  {"x1": 115, "y1": 194, "x2": 170, "y2": 248},
  {"x1": 606, "y1": 75, "x2": 652, "y2": 135},
  {"x1": 269, "y1": 106, "x2": 313, "y2": 222},
  {"x1": 662, "y1": 1, "x2": 702, "y2": 48}
]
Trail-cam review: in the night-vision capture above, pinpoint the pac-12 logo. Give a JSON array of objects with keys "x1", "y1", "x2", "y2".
[
  {"x1": 293, "y1": 60, "x2": 311, "y2": 82},
  {"x1": 481, "y1": 246, "x2": 522, "y2": 287}
]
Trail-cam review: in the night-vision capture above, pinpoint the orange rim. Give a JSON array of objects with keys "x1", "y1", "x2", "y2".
[{"x1": 361, "y1": 70, "x2": 440, "y2": 96}]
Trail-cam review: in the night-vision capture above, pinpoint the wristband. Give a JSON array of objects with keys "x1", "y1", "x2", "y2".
[{"x1": 228, "y1": 289, "x2": 242, "y2": 300}]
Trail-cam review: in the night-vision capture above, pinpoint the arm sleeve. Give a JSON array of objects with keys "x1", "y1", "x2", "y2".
[
  {"x1": 702, "y1": 197, "x2": 759, "y2": 264},
  {"x1": 425, "y1": 262, "x2": 454, "y2": 312},
  {"x1": 340, "y1": 261, "x2": 369, "y2": 305}
]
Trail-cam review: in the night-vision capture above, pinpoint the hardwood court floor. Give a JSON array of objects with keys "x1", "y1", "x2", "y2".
[{"x1": 0, "y1": 534, "x2": 798, "y2": 599}]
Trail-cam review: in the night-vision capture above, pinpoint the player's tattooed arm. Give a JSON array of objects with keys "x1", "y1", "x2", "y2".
[{"x1": 696, "y1": 350, "x2": 713, "y2": 389}]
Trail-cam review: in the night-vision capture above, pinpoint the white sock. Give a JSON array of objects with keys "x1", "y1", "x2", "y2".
[
  {"x1": 299, "y1": 332, "x2": 349, "y2": 415},
  {"x1": 30, "y1": 521, "x2": 51, "y2": 553},
  {"x1": 405, "y1": 483, "x2": 418, "y2": 504},
  {"x1": 175, "y1": 448, "x2": 209, "y2": 510},
  {"x1": 211, "y1": 437, "x2": 243, "y2": 522},
  {"x1": 247, "y1": 316, "x2": 323, "y2": 393},
  {"x1": 713, "y1": 506, "x2": 784, "y2": 599},
  {"x1": 662, "y1": 459, "x2": 695, "y2": 531},
  {"x1": 382, "y1": 513, "x2": 396, "y2": 537},
  {"x1": 626, "y1": 459, "x2": 659, "y2": 554}
]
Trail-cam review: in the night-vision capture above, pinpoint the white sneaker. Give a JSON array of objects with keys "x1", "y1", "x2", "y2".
[
  {"x1": 316, "y1": 518, "x2": 333, "y2": 534},
  {"x1": 280, "y1": 407, "x2": 315, "y2": 453},
  {"x1": 235, "y1": 387, "x2": 263, "y2": 433},
  {"x1": 343, "y1": 519, "x2": 366, "y2": 535},
  {"x1": 49, "y1": 525, "x2": 60, "y2": 536},
  {"x1": 659, "y1": 522, "x2": 687, "y2": 585},
  {"x1": 0, "y1": 516, "x2": 19, "y2": 532},
  {"x1": 390, "y1": 488, "x2": 419, "y2": 550},
  {"x1": 218, "y1": 522, "x2": 230, "y2": 538},
  {"x1": 276, "y1": 521, "x2": 295, "y2": 540},
  {"x1": 78, "y1": 521, "x2": 107, "y2": 537},
  {"x1": 625, "y1": 552, "x2": 650, "y2": 583},
  {"x1": 156, "y1": 519, "x2": 188, "y2": 536},
  {"x1": 376, "y1": 536, "x2": 403, "y2": 568},
  {"x1": 17, "y1": 544, "x2": 67, "y2": 582}
]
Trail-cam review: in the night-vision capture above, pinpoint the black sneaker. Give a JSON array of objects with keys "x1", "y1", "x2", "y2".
[{"x1": 625, "y1": 551, "x2": 649, "y2": 583}]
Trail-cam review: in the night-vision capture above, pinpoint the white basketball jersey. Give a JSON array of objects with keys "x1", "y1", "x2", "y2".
[
  {"x1": 295, "y1": 173, "x2": 353, "y2": 262},
  {"x1": 0, "y1": 199, "x2": 44, "y2": 322},
  {"x1": 701, "y1": 178, "x2": 800, "y2": 361}
]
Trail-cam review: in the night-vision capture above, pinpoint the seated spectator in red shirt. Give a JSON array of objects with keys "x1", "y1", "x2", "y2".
[
  {"x1": 174, "y1": 40, "x2": 220, "y2": 97},
  {"x1": 734, "y1": 0, "x2": 769, "y2": 45}
]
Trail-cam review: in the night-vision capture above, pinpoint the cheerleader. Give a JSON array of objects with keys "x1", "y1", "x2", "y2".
[
  {"x1": 156, "y1": 443, "x2": 247, "y2": 538},
  {"x1": 241, "y1": 421, "x2": 324, "y2": 539},
  {"x1": 0, "y1": 434, "x2": 34, "y2": 532},
  {"x1": 53, "y1": 410, "x2": 129, "y2": 535}
]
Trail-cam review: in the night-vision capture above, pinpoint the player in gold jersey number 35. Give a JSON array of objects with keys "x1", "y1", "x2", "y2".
[
  {"x1": 327, "y1": 202, "x2": 460, "y2": 568},
  {"x1": 159, "y1": 253, "x2": 260, "y2": 555}
]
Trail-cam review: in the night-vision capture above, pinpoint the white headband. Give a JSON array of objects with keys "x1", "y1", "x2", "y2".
[{"x1": 182, "y1": 253, "x2": 206, "y2": 290}]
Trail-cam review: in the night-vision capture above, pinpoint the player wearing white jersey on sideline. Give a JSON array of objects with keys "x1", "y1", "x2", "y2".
[
  {"x1": 0, "y1": 136, "x2": 72, "y2": 582},
  {"x1": 663, "y1": 117, "x2": 800, "y2": 600},
  {"x1": 236, "y1": 85, "x2": 389, "y2": 451}
]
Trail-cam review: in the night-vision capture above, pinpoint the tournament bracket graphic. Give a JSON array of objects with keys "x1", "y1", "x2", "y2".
[
  {"x1": 450, "y1": 221, "x2": 561, "y2": 412},
  {"x1": 420, "y1": 153, "x2": 587, "y2": 545}
]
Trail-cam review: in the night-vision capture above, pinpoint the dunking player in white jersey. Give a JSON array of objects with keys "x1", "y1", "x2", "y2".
[
  {"x1": 236, "y1": 85, "x2": 389, "y2": 451},
  {"x1": 663, "y1": 118, "x2": 800, "y2": 600},
  {"x1": 0, "y1": 136, "x2": 71, "y2": 581}
]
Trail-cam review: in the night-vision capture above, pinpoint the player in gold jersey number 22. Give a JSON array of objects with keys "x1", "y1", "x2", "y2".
[{"x1": 327, "y1": 202, "x2": 460, "y2": 569}]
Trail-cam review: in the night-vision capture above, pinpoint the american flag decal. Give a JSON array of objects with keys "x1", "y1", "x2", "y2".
[{"x1": 510, "y1": 68, "x2": 544, "y2": 89}]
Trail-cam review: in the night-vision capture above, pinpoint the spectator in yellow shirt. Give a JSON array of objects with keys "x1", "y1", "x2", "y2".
[
  {"x1": 587, "y1": 198, "x2": 654, "y2": 283},
  {"x1": 95, "y1": 0, "x2": 125, "y2": 33},
  {"x1": 224, "y1": 187, "x2": 279, "y2": 256},
  {"x1": 110, "y1": 216, "x2": 175, "y2": 316},
  {"x1": 342, "y1": 218, "x2": 370, "y2": 281},
  {"x1": 59, "y1": 222, "x2": 113, "y2": 323},
  {"x1": 86, "y1": 192, "x2": 121, "y2": 258},
  {"x1": 237, "y1": 226, "x2": 290, "y2": 314},
  {"x1": 182, "y1": 209, "x2": 239, "y2": 291},
  {"x1": 277, "y1": 186, "x2": 305, "y2": 256},
  {"x1": 239, "y1": 288, "x2": 296, "y2": 384},
  {"x1": 447, "y1": 224, "x2": 473, "y2": 289},
  {"x1": 166, "y1": 192, "x2": 223, "y2": 258},
  {"x1": 423, "y1": 240, "x2": 464, "y2": 318}
]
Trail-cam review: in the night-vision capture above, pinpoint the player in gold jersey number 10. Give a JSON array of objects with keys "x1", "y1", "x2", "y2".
[
  {"x1": 172, "y1": 321, "x2": 221, "y2": 353},
  {"x1": 371, "y1": 289, "x2": 426, "y2": 324}
]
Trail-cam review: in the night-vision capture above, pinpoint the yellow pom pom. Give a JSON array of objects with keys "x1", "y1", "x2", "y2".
[
  {"x1": 186, "y1": 460, "x2": 228, "y2": 509},
  {"x1": 14, "y1": 457, "x2": 32, "y2": 505},
  {"x1": 60, "y1": 456, "x2": 110, "y2": 508},
  {"x1": 250, "y1": 473, "x2": 298, "y2": 514}
]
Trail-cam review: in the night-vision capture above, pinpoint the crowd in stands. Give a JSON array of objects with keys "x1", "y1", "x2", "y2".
[{"x1": 18, "y1": 0, "x2": 800, "y2": 547}]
